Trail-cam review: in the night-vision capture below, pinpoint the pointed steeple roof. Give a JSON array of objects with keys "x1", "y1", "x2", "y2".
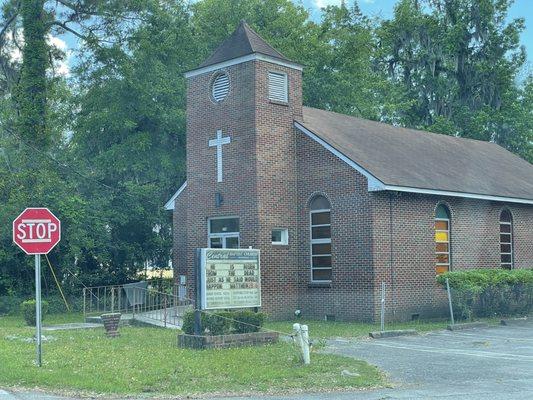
[{"x1": 198, "y1": 20, "x2": 292, "y2": 69}]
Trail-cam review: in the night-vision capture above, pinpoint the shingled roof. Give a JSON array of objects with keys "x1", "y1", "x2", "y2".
[
  {"x1": 198, "y1": 20, "x2": 292, "y2": 69},
  {"x1": 295, "y1": 107, "x2": 533, "y2": 203}
]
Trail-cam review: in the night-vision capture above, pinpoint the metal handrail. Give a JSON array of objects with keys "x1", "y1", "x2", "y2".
[
  {"x1": 130, "y1": 287, "x2": 192, "y2": 327},
  {"x1": 83, "y1": 282, "x2": 193, "y2": 328}
]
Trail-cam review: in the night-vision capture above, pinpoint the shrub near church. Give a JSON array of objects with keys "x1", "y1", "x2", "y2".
[
  {"x1": 178, "y1": 310, "x2": 275, "y2": 349},
  {"x1": 437, "y1": 269, "x2": 533, "y2": 320}
]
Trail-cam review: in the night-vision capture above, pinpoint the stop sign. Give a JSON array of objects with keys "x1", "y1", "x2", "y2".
[{"x1": 13, "y1": 208, "x2": 61, "y2": 255}]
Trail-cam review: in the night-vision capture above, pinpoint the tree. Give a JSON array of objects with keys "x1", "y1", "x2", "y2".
[
  {"x1": 0, "y1": 0, "x2": 153, "y2": 299},
  {"x1": 190, "y1": 0, "x2": 318, "y2": 66},
  {"x1": 15, "y1": 0, "x2": 49, "y2": 147},
  {"x1": 491, "y1": 76, "x2": 533, "y2": 162},
  {"x1": 376, "y1": 0, "x2": 529, "y2": 153},
  {"x1": 70, "y1": 0, "x2": 193, "y2": 282},
  {"x1": 68, "y1": 0, "x2": 321, "y2": 283},
  {"x1": 303, "y1": 2, "x2": 389, "y2": 119},
  {"x1": 0, "y1": 0, "x2": 530, "y2": 302}
]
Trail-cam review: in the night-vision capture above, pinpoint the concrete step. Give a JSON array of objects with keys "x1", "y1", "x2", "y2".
[
  {"x1": 43, "y1": 323, "x2": 102, "y2": 331},
  {"x1": 85, "y1": 310, "x2": 183, "y2": 329},
  {"x1": 133, "y1": 315, "x2": 182, "y2": 329},
  {"x1": 85, "y1": 314, "x2": 133, "y2": 325}
]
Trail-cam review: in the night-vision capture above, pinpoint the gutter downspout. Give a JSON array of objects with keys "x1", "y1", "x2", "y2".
[{"x1": 389, "y1": 192, "x2": 396, "y2": 317}]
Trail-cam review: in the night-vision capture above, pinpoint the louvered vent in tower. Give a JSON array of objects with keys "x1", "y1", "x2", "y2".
[{"x1": 212, "y1": 73, "x2": 230, "y2": 102}]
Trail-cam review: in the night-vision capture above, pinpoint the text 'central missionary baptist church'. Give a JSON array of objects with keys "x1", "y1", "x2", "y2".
[{"x1": 165, "y1": 21, "x2": 533, "y2": 321}]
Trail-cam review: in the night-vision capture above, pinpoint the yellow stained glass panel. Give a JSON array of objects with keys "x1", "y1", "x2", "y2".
[{"x1": 435, "y1": 231, "x2": 448, "y2": 242}]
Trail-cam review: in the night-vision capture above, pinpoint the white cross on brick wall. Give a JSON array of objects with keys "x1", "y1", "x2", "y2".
[{"x1": 209, "y1": 129, "x2": 231, "y2": 182}]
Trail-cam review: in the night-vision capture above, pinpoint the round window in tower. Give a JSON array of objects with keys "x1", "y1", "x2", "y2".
[{"x1": 211, "y1": 72, "x2": 230, "y2": 102}]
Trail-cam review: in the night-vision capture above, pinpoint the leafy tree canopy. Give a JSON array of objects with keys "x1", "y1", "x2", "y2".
[{"x1": 0, "y1": 0, "x2": 530, "y2": 301}]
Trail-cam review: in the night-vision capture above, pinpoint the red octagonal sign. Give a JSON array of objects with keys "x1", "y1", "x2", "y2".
[{"x1": 13, "y1": 208, "x2": 61, "y2": 255}]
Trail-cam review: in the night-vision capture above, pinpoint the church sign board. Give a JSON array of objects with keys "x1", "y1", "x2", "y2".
[{"x1": 199, "y1": 248, "x2": 261, "y2": 310}]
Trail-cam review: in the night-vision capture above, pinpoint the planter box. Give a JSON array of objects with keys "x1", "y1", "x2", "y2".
[
  {"x1": 177, "y1": 331, "x2": 279, "y2": 349},
  {"x1": 101, "y1": 313, "x2": 122, "y2": 337}
]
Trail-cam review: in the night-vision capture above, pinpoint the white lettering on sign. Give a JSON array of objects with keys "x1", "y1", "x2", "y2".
[
  {"x1": 16, "y1": 219, "x2": 57, "y2": 243},
  {"x1": 200, "y1": 248, "x2": 261, "y2": 310}
]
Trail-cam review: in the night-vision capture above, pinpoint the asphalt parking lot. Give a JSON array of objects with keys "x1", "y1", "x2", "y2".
[
  {"x1": 325, "y1": 320, "x2": 533, "y2": 399},
  {"x1": 218, "y1": 320, "x2": 533, "y2": 400}
]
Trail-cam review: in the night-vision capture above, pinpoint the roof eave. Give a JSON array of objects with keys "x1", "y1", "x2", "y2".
[
  {"x1": 164, "y1": 181, "x2": 187, "y2": 210},
  {"x1": 370, "y1": 184, "x2": 533, "y2": 205},
  {"x1": 185, "y1": 53, "x2": 303, "y2": 78}
]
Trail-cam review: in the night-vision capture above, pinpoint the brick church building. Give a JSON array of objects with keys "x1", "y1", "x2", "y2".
[{"x1": 166, "y1": 21, "x2": 533, "y2": 321}]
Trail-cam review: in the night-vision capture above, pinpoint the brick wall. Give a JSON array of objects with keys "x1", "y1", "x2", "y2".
[
  {"x1": 174, "y1": 59, "x2": 304, "y2": 318},
  {"x1": 173, "y1": 56, "x2": 533, "y2": 322},
  {"x1": 181, "y1": 60, "x2": 259, "y2": 301},
  {"x1": 254, "y1": 61, "x2": 302, "y2": 318},
  {"x1": 370, "y1": 192, "x2": 533, "y2": 321},
  {"x1": 294, "y1": 127, "x2": 375, "y2": 321}
]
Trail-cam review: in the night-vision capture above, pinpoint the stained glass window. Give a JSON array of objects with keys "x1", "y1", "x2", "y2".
[{"x1": 435, "y1": 204, "x2": 451, "y2": 275}]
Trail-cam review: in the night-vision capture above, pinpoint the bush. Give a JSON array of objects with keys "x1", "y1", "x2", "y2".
[
  {"x1": 181, "y1": 310, "x2": 195, "y2": 334},
  {"x1": 436, "y1": 269, "x2": 533, "y2": 320},
  {"x1": 205, "y1": 312, "x2": 233, "y2": 335},
  {"x1": 21, "y1": 299, "x2": 49, "y2": 326},
  {"x1": 232, "y1": 310, "x2": 266, "y2": 333},
  {"x1": 181, "y1": 311, "x2": 232, "y2": 335},
  {"x1": 181, "y1": 310, "x2": 266, "y2": 335},
  {"x1": 0, "y1": 296, "x2": 24, "y2": 315},
  {"x1": 46, "y1": 296, "x2": 73, "y2": 314}
]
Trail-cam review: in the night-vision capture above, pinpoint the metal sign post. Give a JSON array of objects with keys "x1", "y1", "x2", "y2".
[
  {"x1": 35, "y1": 254, "x2": 42, "y2": 367},
  {"x1": 446, "y1": 278, "x2": 455, "y2": 326},
  {"x1": 194, "y1": 249, "x2": 202, "y2": 336},
  {"x1": 13, "y1": 208, "x2": 61, "y2": 367}
]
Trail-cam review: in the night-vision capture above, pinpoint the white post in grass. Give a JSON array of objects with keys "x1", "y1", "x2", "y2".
[
  {"x1": 293, "y1": 323, "x2": 310, "y2": 365},
  {"x1": 301, "y1": 324, "x2": 310, "y2": 365}
]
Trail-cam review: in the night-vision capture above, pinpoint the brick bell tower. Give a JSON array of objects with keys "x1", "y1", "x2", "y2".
[{"x1": 182, "y1": 21, "x2": 303, "y2": 318}]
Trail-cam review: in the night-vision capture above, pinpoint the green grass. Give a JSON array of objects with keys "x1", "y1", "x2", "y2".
[
  {"x1": 265, "y1": 319, "x2": 451, "y2": 339},
  {"x1": 0, "y1": 314, "x2": 384, "y2": 396}
]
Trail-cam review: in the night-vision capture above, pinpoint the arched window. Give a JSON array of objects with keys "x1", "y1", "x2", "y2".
[
  {"x1": 500, "y1": 209, "x2": 513, "y2": 269},
  {"x1": 435, "y1": 204, "x2": 451, "y2": 275},
  {"x1": 310, "y1": 196, "x2": 332, "y2": 282}
]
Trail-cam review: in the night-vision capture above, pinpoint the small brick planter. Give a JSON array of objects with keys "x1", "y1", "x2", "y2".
[
  {"x1": 177, "y1": 331, "x2": 279, "y2": 349},
  {"x1": 101, "y1": 313, "x2": 122, "y2": 337}
]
